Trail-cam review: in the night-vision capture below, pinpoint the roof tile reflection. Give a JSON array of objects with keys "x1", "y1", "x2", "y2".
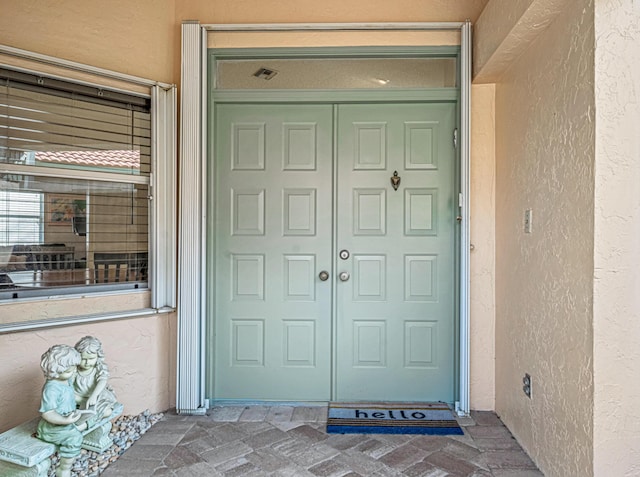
[{"x1": 35, "y1": 150, "x2": 140, "y2": 169}]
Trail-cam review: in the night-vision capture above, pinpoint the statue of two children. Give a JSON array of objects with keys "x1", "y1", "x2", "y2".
[{"x1": 36, "y1": 337, "x2": 119, "y2": 477}]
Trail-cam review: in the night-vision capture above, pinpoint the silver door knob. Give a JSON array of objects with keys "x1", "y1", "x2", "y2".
[
  {"x1": 319, "y1": 271, "x2": 329, "y2": 281},
  {"x1": 339, "y1": 271, "x2": 350, "y2": 282}
]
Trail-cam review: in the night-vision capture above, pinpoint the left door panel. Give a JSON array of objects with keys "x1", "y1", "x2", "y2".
[{"x1": 213, "y1": 104, "x2": 333, "y2": 400}]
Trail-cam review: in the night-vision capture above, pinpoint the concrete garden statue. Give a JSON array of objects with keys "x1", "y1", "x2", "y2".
[
  {"x1": 36, "y1": 345, "x2": 86, "y2": 477},
  {"x1": 34, "y1": 337, "x2": 123, "y2": 475},
  {"x1": 73, "y1": 336, "x2": 119, "y2": 422},
  {"x1": 0, "y1": 339, "x2": 124, "y2": 477}
]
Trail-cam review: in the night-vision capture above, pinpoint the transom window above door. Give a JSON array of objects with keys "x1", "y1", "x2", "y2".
[{"x1": 215, "y1": 57, "x2": 457, "y2": 89}]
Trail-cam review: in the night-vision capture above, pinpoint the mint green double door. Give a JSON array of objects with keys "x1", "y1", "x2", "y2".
[{"x1": 213, "y1": 102, "x2": 456, "y2": 403}]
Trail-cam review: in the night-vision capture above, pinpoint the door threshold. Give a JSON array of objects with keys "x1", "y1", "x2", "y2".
[{"x1": 207, "y1": 399, "x2": 329, "y2": 408}]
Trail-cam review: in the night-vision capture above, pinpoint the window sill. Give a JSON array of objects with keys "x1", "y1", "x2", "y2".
[
  {"x1": 0, "y1": 288, "x2": 175, "y2": 333},
  {"x1": 0, "y1": 305, "x2": 175, "y2": 334}
]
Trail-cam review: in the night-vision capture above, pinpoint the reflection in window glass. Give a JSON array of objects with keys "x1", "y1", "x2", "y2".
[
  {"x1": 0, "y1": 190, "x2": 43, "y2": 246},
  {"x1": 0, "y1": 68, "x2": 152, "y2": 300},
  {"x1": 0, "y1": 72, "x2": 151, "y2": 176},
  {"x1": 0, "y1": 176, "x2": 149, "y2": 298}
]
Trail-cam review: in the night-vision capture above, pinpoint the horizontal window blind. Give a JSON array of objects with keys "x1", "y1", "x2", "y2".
[
  {"x1": 0, "y1": 69, "x2": 151, "y2": 177},
  {"x1": 0, "y1": 68, "x2": 151, "y2": 299},
  {"x1": 0, "y1": 190, "x2": 42, "y2": 245}
]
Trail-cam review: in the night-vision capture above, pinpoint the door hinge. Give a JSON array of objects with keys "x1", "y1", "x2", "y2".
[{"x1": 453, "y1": 128, "x2": 458, "y2": 149}]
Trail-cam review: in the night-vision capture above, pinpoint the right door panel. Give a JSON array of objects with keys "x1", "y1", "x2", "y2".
[{"x1": 335, "y1": 103, "x2": 457, "y2": 402}]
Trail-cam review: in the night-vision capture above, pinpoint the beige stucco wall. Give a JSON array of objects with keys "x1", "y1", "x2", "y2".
[
  {"x1": 473, "y1": 0, "x2": 536, "y2": 73},
  {"x1": 176, "y1": 0, "x2": 489, "y2": 24},
  {"x1": 492, "y1": 0, "x2": 595, "y2": 475},
  {"x1": 473, "y1": 0, "x2": 565, "y2": 83},
  {"x1": 593, "y1": 1, "x2": 640, "y2": 475},
  {"x1": 0, "y1": 0, "x2": 497, "y2": 430},
  {"x1": 0, "y1": 0, "x2": 177, "y2": 84},
  {"x1": 470, "y1": 83, "x2": 496, "y2": 411},
  {"x1": 174, "y1": 0, "x2": 489, "y2": 85},
  {"x1": 0, "y1": 313, "x2": 176, "y2": 432}
]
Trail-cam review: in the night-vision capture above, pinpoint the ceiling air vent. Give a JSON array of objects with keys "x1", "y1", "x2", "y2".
[{"x1": 253, "y1": 67, "x2": 278, "y2": 80}]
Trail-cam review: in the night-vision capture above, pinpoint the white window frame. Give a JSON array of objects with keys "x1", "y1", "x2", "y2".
[{"x1": 0, "y1": 45, "x2": 177, "y2": 332}]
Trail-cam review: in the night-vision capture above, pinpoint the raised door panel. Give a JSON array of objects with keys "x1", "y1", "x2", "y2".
[
  {"x1": 404, "y1": 121, "x2": 438, "y2": 170},
  {"x1": 231, "y1": 254, "x2": 265, "y2": 301},
  {"x1": 283, "y1": 189, "x2": 316, "y2": 236},
  {"x1": 353, "y1": 122, "x2": 387, "y2": 170},
  {"x1": 231, "y1": 189, "x2": 265, "y2": 236},
  {"x1": 353, "y1": 321, "x2": 387, "y2": 367},
  {"x1": 283, "y1": 123, "x2": 317, "y2": 170},
  {"x1": 353, "y1": 189, "x2": 386, "y2": 236},
  {"x1": 404, "y1": 188, "x2": 437, "y2": 236},
  {"x1": 283, "y1": 255, "x2": 316, "y2": 301},
  {"x1": 232, "y1": 123, "x2": 265, "y2": 170},
  {"x1": 283, "y1": 320, "x2": 316, "y2": 367},
  {"x1": 353, "y1": 255, "x2": 386, "y2": 301},
  {"x1": 231, "y1": 319, "x2": 265, "y2": 366},
  {"x1": 404, "y1": 321, "x2": 437, "y2": 368},
  {"x1": 404, "y1": 255, "x2": 438, "y2": 302}
]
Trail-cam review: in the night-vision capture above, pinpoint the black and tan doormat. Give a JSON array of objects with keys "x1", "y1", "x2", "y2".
[{"x1": 326, "y1": 402, "x2": 463, "y2": 435}]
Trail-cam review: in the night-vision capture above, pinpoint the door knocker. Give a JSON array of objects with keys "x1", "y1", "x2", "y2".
[{"x1": 390, "y1": 171, "x2": 401, "y2": 191}]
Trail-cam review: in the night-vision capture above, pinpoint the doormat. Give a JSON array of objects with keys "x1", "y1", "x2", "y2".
[{"x1": 326, "y1": 402, "x2": 464, "y2": 435}]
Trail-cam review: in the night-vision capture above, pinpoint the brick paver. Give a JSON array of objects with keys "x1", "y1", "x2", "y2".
[{"x1": 101, "y1": 407, "x2": 544, "y2": 477}]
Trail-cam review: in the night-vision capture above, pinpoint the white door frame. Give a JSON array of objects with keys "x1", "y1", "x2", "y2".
[{"x1": 177, "y1": 21, "x2": 472, "y2": 416}]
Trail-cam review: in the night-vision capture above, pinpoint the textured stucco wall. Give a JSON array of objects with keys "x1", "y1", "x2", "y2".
[
  {"x1": 493, "y1": 0, "x2": 595, "y2": 475},
  {"x1": 470, "y1": 84, "x2": 496, "y2": 411},
  {"x1": 473, "y1": 0, "x2": 565, "y2": 83},
  {"x1": 474, "y1": 0, "x2": 534, "y2": 71},
  {"x1": 175, "y1": 0, "x2": 488, "y2": 85},
  {"x1": 593, "y1": 0, "x2": 640, "y2": 474},
  {"x1": 0, "y1": 0, "x2": 177, "y2": 84},
  {"x1": 176, "y1": 0, "x2": 489, "y2": 23},
  {"x1": 0, "y1": 313, "x2": 177, "y2": 433}
]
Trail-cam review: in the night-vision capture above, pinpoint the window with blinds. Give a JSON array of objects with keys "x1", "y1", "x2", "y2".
[
  {"x1": 0, "y1": 67, "x2": 151, "y2": 299},
  {"x1": 0, "y1": 190, "x2": 43, "y2": 245}
]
